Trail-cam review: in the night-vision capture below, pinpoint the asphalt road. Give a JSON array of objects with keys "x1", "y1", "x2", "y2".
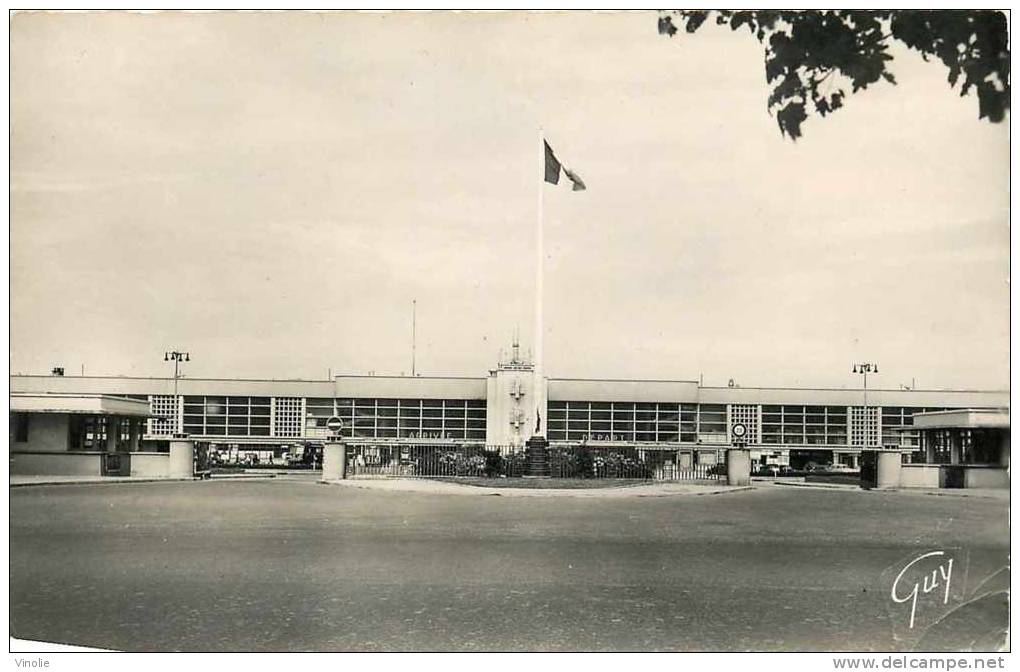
[{"x1": 9, "y1": 480, "x2": 1009, "y2": 652}]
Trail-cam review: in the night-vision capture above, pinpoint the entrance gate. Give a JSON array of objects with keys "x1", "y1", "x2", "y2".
[{"x1": 344, "y1": 442, "x2": 722, "y2": 481}]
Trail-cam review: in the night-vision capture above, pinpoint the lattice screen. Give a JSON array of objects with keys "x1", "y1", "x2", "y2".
[
  {"x1": 729, "y1": 404, "x2": 759, "y2": 444},
  {"x1": 849, "y1": 406, "x2": 880, "y2": 447},
  {"x1": 148, "y1": 395, "x2": 180, "y2": 436},
  {"x1": 273, "y1": 397, "x2": 304, "y2": 438}
]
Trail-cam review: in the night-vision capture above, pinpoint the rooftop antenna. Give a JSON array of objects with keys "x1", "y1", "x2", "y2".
[
  {"x1": 411, "y1": 299, "x2": 417, "y2": 377},
  {"x1": 512, "y1": 325, "x2": 521, "y2": 363}
]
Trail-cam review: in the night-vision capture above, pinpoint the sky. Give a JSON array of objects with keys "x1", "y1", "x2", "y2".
[{"x1": 9, "y1": 11, "x2": 1010, "y2": 390}]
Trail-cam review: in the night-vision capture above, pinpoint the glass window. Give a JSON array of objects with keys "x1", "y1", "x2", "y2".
[
  {"x1": 826, "y1": 431, "x2": 847, "y2": 445},
  {"x1": 657, "y1": 406, "x2": 679, "y2": 422},
  {"x1": 10, "y1": 411, "x2": 28, "y2": 444},
  {"x1": 204, "y1": 400, "x2": 226, "y2": 416}
]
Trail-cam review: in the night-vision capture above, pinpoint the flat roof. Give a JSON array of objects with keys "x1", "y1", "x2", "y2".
[
  {"x1": 9, "y1": 374, "x2": 1009, "y2": 407},
  {"x1": 10, "y1": 392, "x2": 153, "y2": 417},
  {"x1": 910, "y1": 408, "x2": 1010, "y2": 430}
]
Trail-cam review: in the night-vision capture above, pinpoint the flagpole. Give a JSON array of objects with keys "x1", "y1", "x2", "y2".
[{"x1": 534, "y1": 127, "x2": 545, "y2": 439}]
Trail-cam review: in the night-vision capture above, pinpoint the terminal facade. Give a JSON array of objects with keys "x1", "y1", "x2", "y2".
[{"x1": 9, "y1": 347, "x2": 1008, "y2": 473}]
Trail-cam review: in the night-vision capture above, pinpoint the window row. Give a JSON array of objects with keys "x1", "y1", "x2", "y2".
[{"x1": 547, "y1": 402, "x2": 724, "y2": 442}]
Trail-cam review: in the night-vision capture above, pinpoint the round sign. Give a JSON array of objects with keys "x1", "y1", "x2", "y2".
[
  {"x1": 732, "y1": 423, "x2": 747, "y2": 438},
  {"x1": 326, "y1": 416, "x2": 344, "y2": 433}
]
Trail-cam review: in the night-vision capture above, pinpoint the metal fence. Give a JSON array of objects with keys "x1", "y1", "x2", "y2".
[{"x1": 345, "y1": 443, "x2": 722, "y2": 481}]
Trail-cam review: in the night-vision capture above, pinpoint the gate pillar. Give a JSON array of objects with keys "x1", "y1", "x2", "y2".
[
  {"x1": 726, "y1": 448, "x2": 751, "y2": 486},
  {"x1": 168, "y1": 439, "x2": 195, "y2": 478},
  {"x1": 875, "y1": 450, "x2": 902, "y2": 489},
  {"x1": 323, "y1": 441, "x2": 347, "y2": 481}
]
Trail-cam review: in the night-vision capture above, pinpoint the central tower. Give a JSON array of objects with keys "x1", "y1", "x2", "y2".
[{"x1": 484, "y1": 335, "x2": 547, "y2": 456}]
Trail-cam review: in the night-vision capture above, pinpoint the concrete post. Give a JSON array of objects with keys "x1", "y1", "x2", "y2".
[
  {"x1": 323, "y1": 442, "x2": 347, "y2": 481},
  {"x1": 949, "y1": 433, "x2": 961, "y2": 465},
  {"x1": 875, "y1": 451, "x2": 902, "y2": 489},
  {"x1": 106, "y1": 416, "x2": 120, "y2": 452},
  {"x1": 726, "y1": 448, "x2": 751, "y2": 486},
  {"x1": 168, "y1": 440, "x2": 195, "y2": 478},
  {"x1": 128, "y1": 418, "x2": 141, "y2": 452}
]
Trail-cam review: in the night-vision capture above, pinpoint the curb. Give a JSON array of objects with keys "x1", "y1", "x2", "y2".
[
  {"x1": 770, "y1": 480, "x2": 860, "y2": 491},
  {"x1": 769, "y1": 480, "x2": 1007, "y2": 500},
  {"x1": 909, "y1": 489, "x2": 1008, "y2": 501},
  {"x1": 9, "y1": 477, "x2": 200, "y2": 488},
  {"x1": 318, "y1": 479, "x2": 757, "y2": 498},
  {"x1": 209, "y1": 473, "x2": 278, "y2": 480}
]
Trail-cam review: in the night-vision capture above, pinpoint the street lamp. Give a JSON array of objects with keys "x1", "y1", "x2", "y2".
[
  {"x1": 852, "y1": 362, "x2": 879, "y2": 453},
  {"x1": 852, "y1": 362, "x2": 879, "y2": 409},
  {"x1": 164, "y1": 350, "x2": 190, "y2": 400}
]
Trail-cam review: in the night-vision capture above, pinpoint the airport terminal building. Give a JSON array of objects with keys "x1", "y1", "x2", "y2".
[{"x1": 9, "y1": 348, "x2": 1008, "y2": 476}]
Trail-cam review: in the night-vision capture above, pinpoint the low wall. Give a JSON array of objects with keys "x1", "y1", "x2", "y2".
[
  {"x1": 963, "y1": 466, "x2": 1009, "y2": 489},
  {"x1": 10, "y1": 451, "x2": 103, "y2": 476},
  {"x1": 130, "y1": 452, "x2": 171, "y2": 478},
  {"x1": 900, "y1": 464, "x2": 943, "y2": 488}
]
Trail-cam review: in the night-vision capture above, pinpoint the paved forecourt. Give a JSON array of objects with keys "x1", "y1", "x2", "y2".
[{"x1": 9, "y1": 479, "x2": 1008, "y2": 652}]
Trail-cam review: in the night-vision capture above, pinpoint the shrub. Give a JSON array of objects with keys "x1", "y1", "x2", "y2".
[
  {"x1": 483, "y1": 450, "x2": 504, "y2": 478},
  {"x1": 575, "y1": 444, "x2": 595, "y2": 479}
]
